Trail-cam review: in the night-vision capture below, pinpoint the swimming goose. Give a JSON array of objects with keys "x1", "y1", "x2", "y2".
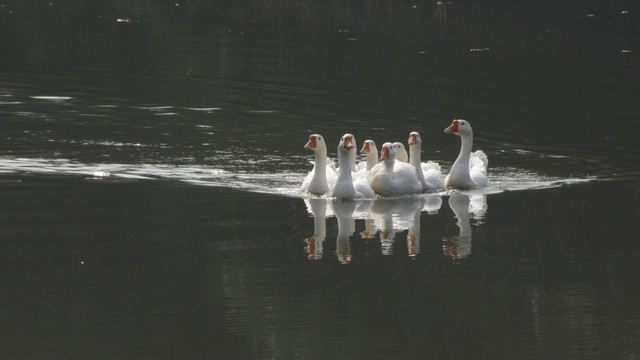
[
  {"x1": 443, "y1": 120, "x2": 489, "y2": 188},
  {"x1": 358, "y1": 139, "x2": 378, "y2": 171},
  {"x1": 368, "y1": 142, "x2": 422, "y2": 196},
  {"x1": 301, "y1": 134, "x2": 338, "y2": 195},
  {"x1": 331, "y1": 134, "x2": 375, "y2": 199},
  {"x1": 408, "y1": 131, "x2": 445, "y2": 191}
]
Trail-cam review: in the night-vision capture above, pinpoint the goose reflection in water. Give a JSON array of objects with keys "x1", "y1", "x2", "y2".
[
  {"x1": 303, "y1": 198, "x2": 329, "y2": 260},
  {"x1": 407, "y1": 202, "x2": 422, "y2": 258},
  {"x1": 303, "y1": 198, "x2": 370, "y2": 263},
  {"x1": 303, "y1": 195, "x2": 443, "y2": 261},
  {"x1": 360, "y1": 218, "x2": 377, "y2": 240},
  {"x1": 443, "y1": 194, "x2": 487, "y2": 259},
  {"x1": 370, "y1": 197, "x2": 427, "y2": 256},
  {"x1": 331, "y1": 200, "x2": 357, "y2": 264}
]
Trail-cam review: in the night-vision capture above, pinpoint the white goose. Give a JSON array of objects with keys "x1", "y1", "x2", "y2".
[
  {"x1": 358, "y1": 139, "x2": 378, "y2": 171},
  {"x1": 443, "y1": 119, "x2": 489, "y2": 188},
  {"x1": 408, "y1": 131, "x2": 445, "y2": 191},
  {"x1": 301, "y1": 134, "x2": 338, "y2": 195},
  {"x1": 368, "y1": 142, "x2": 422, "y2": 196},
  {"x1": 393, "y1": 142, "x2": 409, "y2": 163},
  {"x1": 331, "y1": 134, "x2": 375, "y2": 199}
]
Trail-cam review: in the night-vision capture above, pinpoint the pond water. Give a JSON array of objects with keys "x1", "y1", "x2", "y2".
[{"x1": 1, "y1": 1, "x2": 639, "y2": 359}]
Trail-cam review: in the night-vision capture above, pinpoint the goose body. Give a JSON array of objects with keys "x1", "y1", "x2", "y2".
[
  {"x1": 408, "y1": 131, "x2": 444, "y2": 191},
  {"x1": 443, "y1": 120, "x2": 489, "y2": 189},
  {"x1": 368, "y1": 142, "x2": 422, "y2": 196},
  {"x1": 301, "y1": 134, "x2": 338, "y2": 195}
]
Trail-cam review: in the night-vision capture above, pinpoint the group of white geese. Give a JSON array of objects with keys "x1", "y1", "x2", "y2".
[{"x1": 301, "y1": 119, "x2": 489, "y2": 198}]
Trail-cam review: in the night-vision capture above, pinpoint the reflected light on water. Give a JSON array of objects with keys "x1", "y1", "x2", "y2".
[
  {"x1": 31, "y1": 95, "x2": 74, "y2": 101},
  {"x1": 0, "y1": 155, "x2": 593, "y2": 198}
]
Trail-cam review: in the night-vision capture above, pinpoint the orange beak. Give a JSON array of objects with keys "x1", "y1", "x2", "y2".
[
  {"x1": 304, "y1": 135, "x2": 317, "y2": 149},
  {"x1": 344, "y1": 135, "x2": 353, "y2": 150},
  {"x1": 380, "y1": 146, "x2": 389, "y2": 160},
  {"x1": 408, "y1": 133, "x2": 417, "y2": 145},
  {"x1": 360, "y1": 141, "x2": 370, "y2": 153},
  {"x1": 443, "y1": 237, "x2": 459, "y2": 258},
  {"x1": 305, "y1": 237, "x2": 316, "y2": 260},
  {"x1": 444, "y1": 120, "x2": 459, "y2": 134},
  {"x1": 408, "y1": 235, "x2": 416, "y2": 255}
]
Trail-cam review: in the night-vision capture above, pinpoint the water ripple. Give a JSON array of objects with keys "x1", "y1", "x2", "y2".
[{"x1": 0, "y1": 155, "x2": 593, "y2": 199}]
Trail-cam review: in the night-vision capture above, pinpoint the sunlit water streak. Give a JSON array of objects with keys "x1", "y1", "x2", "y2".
[{"x1": 0, "y1": 155, "x2": 592, "y2": 198}]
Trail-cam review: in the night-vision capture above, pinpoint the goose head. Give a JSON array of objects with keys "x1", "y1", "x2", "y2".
[
  {"x1": 304, "y1": 134, "x2": 327, "y2": 152},
  {"x1": 338, "y1": 133, "x2": 358, "y2": 172},
  {"x1": 393, "y1": 142, "x2": 408, "y2": 162},
  {"x1": 444, "y1": 119, "x2": 473, "y2": 136},
  {"x1": 380, "y1": 142, "x2": 396, "y2": 162},
  {"x1": 339, "y1": 133, "x2": 354, "y2": 151},
  {"x1": 337, "y1": 133, "x2": 355, "y2": 162},
  {"x1": 360, "y1": 139, "x2": 376, "y2": 154},
  {"x1": 408, "y1": 131, "x2": 422, "y2": 146},
  {"x1": 361, "y1": 139, "x2": 378, "y2": 171}
]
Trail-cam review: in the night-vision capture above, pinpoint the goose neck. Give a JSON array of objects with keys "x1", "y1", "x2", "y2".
[
  {"x1": 409, "y1": 144, "x2": 421, "y2": 167},
  {"x1": 382, "y1": 158, "x2": 395, "y2": 171},
  {"x1": 337, "y1": 150, "x2": 353, "y2": 179},
  {"x1": 366, "y1": 151, "x2": 378, "y2": 171},
  {"x1": 313, "y1": 148, "x2": 327, "y2": 178},
  {"x1": 457, "y1": 133, "x2": 473, "y2": 164}
]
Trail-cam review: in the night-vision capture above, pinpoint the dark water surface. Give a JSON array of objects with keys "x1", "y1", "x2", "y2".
[{"x1": 1, "y1": 1, "x2": 639, "y2": 359}]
